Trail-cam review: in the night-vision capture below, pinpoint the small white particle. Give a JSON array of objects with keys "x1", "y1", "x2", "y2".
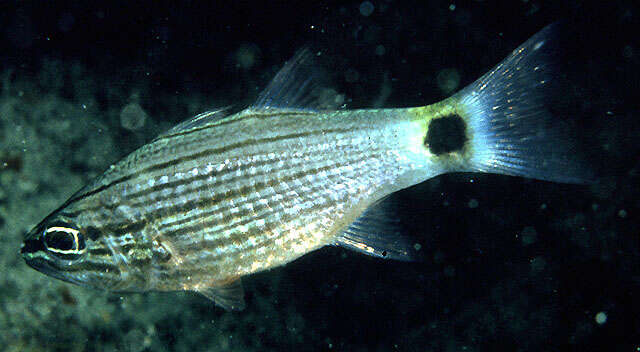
[
  {"x1": 160, "y1": 175, "x2": 168, "y2": 184},
  {"x1": 521, "y1": 226, "x2": 537, "y2": 246},
  {"x1": 530, "y1": 256, "x2": 546, "y2": 273},
  {"x1": 449, "y1": 4, "x2": 456, "y2": 11},
  {"x1": 345, "y1": 68, "x2": 359, "y2": 83},
  {"x1": 148, "y1": 179, "x2": 155, "y2": 187},
  {"x1": 443, "y1": 265, "x2": 455, "y2": 277},
  {"x1": 359, "y1": 1, "x2": 374, "y2": 17},
  {"x1": 618, "y1": 209, "x2": 627, "y2": 218},
  {"x1": 191, "y1": 168, "x2": 198, "y2": 176},
  {"x1": 595, "y1": 311, "x2": 607, "y2": 325},
  {"x1": 120, "y1": 103, "x2": 148, "y2": 131}
]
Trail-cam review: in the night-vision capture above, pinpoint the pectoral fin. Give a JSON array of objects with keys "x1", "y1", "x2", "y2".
[{"x1": 196, "y1": 279, "x2": 246, "y2": 311}]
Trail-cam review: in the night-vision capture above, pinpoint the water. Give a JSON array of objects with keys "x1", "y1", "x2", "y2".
[{"x1": 0, "y1": 1, "x2": 638, "y2": 351}]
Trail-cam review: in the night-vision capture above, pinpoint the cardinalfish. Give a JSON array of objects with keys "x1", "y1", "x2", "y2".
[{"x1": 21, "y1": 24, "x2": 591, "y2": 310}]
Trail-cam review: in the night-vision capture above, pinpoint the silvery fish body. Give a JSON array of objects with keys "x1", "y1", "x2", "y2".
[{"x1": 21, "y1": 24, "x2": 590, "y2": 310}]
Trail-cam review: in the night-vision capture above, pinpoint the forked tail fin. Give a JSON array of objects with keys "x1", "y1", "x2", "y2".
[{"x1": 457, "y1": 23, "x2": 595, "y2": 184}]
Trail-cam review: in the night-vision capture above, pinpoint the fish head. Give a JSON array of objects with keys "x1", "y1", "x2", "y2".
[{"x1": 20, "y1": 208, "x2": 143, "y2": 292}]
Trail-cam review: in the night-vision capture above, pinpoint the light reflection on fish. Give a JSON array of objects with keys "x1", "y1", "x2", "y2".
[{"x1": 21, "y1": 24, "x2": 591, "y2": 310}]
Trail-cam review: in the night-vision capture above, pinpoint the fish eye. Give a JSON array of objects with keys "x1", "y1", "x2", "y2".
[{"x1": 42, "y1": 225, "x2": 87, "y2": 259}]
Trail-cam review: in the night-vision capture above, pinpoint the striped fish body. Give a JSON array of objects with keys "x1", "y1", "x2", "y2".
[
  {"x1": 22, "y1": 24, "x2": 592, "y2": 309},
  {"x1": 62, "y1": 107, "x2": 431, "y2": 294}
]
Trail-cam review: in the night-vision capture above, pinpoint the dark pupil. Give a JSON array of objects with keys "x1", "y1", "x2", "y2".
[{"x1": 45, "y1": 231, "x2": 76, "y2": 251}]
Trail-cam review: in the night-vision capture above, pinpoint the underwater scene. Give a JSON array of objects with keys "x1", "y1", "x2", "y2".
[{"x1": 1, "y1": 1, "x2": 638, "y2": 351}]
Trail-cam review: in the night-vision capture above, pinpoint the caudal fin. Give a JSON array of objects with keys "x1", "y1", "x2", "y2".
[{"x1": 457, "y1": 23, "x2": 595, "y2": 184}]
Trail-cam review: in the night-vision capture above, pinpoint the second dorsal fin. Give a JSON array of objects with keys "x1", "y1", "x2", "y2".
[{"x1": 251, "y1": 48, "x2": 344, "y2": 111}]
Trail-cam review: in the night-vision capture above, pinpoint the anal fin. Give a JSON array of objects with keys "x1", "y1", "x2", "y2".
[{"x1": 336, "y1": 197, "x2": 423, "y2": 262}]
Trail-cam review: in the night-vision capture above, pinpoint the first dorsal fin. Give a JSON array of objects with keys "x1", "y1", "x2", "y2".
[
  {"x1": 157, "y1": 48, "x2": 344, "y2": 139},
  {"x1": 251, "y1": 48, "x2": 344, "y2": 111},
  {"x1": 155, "y1": 107, "x2": 231, "y2": 138}
]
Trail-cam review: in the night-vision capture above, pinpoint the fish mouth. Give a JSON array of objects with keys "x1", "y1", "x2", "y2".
[
  {"x1": 21, "y1": 235, "x2": 44, "y2": 255},
  {"x1": 23, "y1": 256, "x2": 81, "y2": 285}
]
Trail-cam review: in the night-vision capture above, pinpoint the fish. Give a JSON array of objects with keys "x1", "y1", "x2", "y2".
[{"x1": 21, "y1": 24, "x2": 592, "y2": 310}]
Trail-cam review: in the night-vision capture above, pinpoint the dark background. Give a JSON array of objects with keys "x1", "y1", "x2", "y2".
[{"x1": 1, "y1": 1, "x2": 638, "y2": 351}]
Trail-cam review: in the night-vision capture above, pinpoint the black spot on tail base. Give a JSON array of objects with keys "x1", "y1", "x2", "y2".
[{"x1": 424, "y1": 114, "x2": 467, "y2": 155}]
